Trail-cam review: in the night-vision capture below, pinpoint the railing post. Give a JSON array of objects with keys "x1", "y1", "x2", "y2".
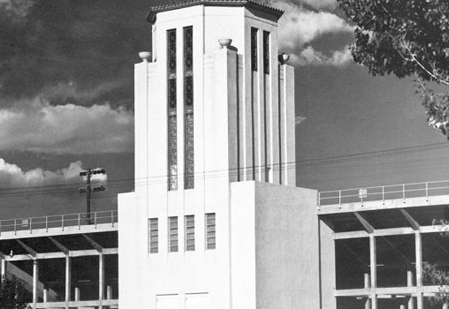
[
  {"x1": 382, "y1": 186, "x2": 385, "y2": 204},
  {"x1": 45, "y1": 216, "x2": 48, "y2": 232},
  {"x1": 339, "y1": 191, "x2": 342, "y2": 206},
  {"x1": 111, "y1": 211, "x2": 114, "y2": 227},
  {"x1": 62, "y1": 215, "x2": 64, "y2": 231},
  {"x1": 403, "y1": 184, "x2": 406, "y2": 202},
  {"x1": 78, "y1": 213, "x2": 81, "y2": 229},
  {"x1": 425, "y1": 182, "x2": 429, "y2": 201},
  {"x1": 95, "y1": 212, "x2": 97, "y2": 228},
  {"x1": 29, "y1": 217, "x2": 32, "y2": 234},
  {"x1": 14, "y1": 219, "x2": 17, "y2": 235}
]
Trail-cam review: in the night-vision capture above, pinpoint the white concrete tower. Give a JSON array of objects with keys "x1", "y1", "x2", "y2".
[{"x1": 118, "y1": 2, "x2": 322, "y2": 309}]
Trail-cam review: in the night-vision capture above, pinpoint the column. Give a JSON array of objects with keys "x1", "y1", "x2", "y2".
[
  {"x1": 415, "y1": 231, "x2": 423, "y2": 309},
  {"x1": 365, "y1": 273, "x2": 371, "y2": 309},
  {"x1": 1, "y1": 259, "x2": 6, "y2": 278},
  {"x1": 107, "y1": 285, "x2": 112, "y2": 300},
  {"x1": 370, "y1": 234, "x2": 377, "y2": 309},
  {"x1": 65, "y1": 255, "x2": 71, "y2": 308},
  {"x1": 33, "y1": 260, "x2": 39, "y2": 308},
  {"x1": 75, "y1": 287, "x2": 80, "y2": 301},
  {"x1": 407, "y1": 270, "x2": 415, "y2": 309},
  {"x1": 43, "y1": 289, "x2": 48, "y2": 303},
  {"x1": 99, "y1": 253, "x2": 104, "y2": 309}
]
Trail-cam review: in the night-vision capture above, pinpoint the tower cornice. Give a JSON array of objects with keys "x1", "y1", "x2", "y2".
[{"x1": 146, "y1": 0, "x2": 284, "y2": 24}]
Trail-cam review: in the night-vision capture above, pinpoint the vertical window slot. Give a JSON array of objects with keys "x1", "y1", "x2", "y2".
[{"x1": 169, "y1": 216, "x2": 178, "y2": 252}]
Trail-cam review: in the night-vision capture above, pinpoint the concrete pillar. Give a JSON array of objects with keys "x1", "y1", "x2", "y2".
[
  {"x1": 364, "y1": 273, "x2": 370, "y2": 288},
  {"x1": 407, "y1": 271, "x2": 413, "y2": 287},
  {"x1": 99, "y1": 253, "x2": 104, "y2": 309},
  {"x1": 415, "y1": 231, "x2": 423, "y2": 309},
  {"x1": 1, "y1": 259, "x2": 6, "y2": 278},
  {"x1": 364, "y1": 273, "x2": 371, "y2": 309},
  {"x1": 107, "y1": 285, "x2": 112, "y2": 300},
  {"x1": 43, "y1": 289, "x2": 48, "y2": 303},
  {"x1": 365, "y1": 298, "x2": 371, "y2": 309},
  {"x1": 443, "y1": 303, "x2": 449, "y2": 309},
  {"x1": 369, "y1": 234, "x2": 377, "y2": 309},
  {"x1": 406, "y1": 270, "x2": 415, "y2": 309},
  {"x1": 33, "y1": 260, "x2": 39, "y2": 308},
  {"x1": 65, "y1": 255, "x2": 71, "y2": 308},
  {"x1": 75, "y1": 287, "x2": 80, "y2": 301}
]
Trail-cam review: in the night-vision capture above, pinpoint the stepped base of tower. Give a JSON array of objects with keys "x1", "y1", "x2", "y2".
[{"x1": 118, "y1": 181, "x2": 327, "y2": 309}]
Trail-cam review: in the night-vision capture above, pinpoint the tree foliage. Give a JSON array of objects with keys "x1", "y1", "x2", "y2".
[
  {"x1": 423, "y1": 262, "x2": 449, "y2": 306},
  {"x1": 0, "y1": 276, "x2": 30, "y2": 309},
  {"x1": 337, "y1": 0, "x2": 449, "y2": 137}
]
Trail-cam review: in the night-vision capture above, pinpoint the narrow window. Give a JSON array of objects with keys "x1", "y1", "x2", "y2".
[
  {"x1": 184, "y1": 26, "x2": 194, "y2": 189},
  {"x1": 205, "y1": 213, "x2": 216, "y2": 250},
  {"x1": 167, "y1": 28, "x2": 178, "y2": 191},
  {"x1": 263, "y1": 31, "x2": 270, "y2": 74},
  {"x1": 149, "y1": 218, "x2": 158, "y2": 253},
  {"x1": 185, "y1": 215, "x2": 195, "y2": 251},
  {"x1": 168, "y1": 216, "x2": 178, "y2": 252},
  {"x1": 251, "y1": 27, "x2": 258, "y2": 72}
]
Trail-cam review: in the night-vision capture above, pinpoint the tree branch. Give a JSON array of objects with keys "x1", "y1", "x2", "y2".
[{"x1": 401, "y1": 42, "x2": 449, "y2": 85}]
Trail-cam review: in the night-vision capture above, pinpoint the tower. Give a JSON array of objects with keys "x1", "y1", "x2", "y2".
[{"x1": 118, "y1": 1, "x2": 321, "y2": 309}]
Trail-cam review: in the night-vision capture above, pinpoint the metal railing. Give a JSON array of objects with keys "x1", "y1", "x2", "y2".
[
  {"x1": 318, "y1": 180, "x2": 449, "y2": 207},
  {"x1": 0, "y1": 210, "x2": 118, "y2": 235}
]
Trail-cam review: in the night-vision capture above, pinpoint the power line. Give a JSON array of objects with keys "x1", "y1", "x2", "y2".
[{"x1": 0, "y1": 141, "x2": 448, "y2": 198}]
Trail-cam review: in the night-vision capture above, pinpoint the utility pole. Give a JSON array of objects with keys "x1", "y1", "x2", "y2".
[{"x1": 79, "y1": 168, "x2": 106, "y2": 224}]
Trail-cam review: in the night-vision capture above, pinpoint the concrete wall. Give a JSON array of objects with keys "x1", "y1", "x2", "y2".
[
  {"x1": 230, "y1": 181, "x2": 320, "y2": 309},
  {"x1": 319, "y1": 220, "x2": 336, "y2": 309}
]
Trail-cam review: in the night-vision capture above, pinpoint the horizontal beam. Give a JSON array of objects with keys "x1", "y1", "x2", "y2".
[
  {"x1": 318, "y1": 195, "x2": 449, "y2": 215},
  {"x1": 334, "y1": 225, "x2": 444, "y2": 239},
  {"x1": 0, "y1": 223, "x2": 118, "y2": 240},
  {"x1": 335, "y1": 285, "x2": 441, "y2": 297},
  {"x1": 5, "y1": 248, "x2": 117, "y2": 261},
  {"x1": 36, "y1": 299, "x2": 118, "y2": 308}
]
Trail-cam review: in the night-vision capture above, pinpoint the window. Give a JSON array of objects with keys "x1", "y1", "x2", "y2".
[
  {"x1": 206, "y1": 213, "x2": 216, "y2": 250},
  {"x1": 149, "y1": 218, "x2": 158, "y2": 253},
  {"x1": 168, "y1": 216, "x2": 178, "y2": 252},
  {"x1": 183, "y1": 26, "x2": 195, "y2": 189},
  {"x1": 251, "y1": 27, "x2": 258, "y2": 71},
  {"x1": 263, "y1": 31, "x2": 270, "y2": 74},
  {"x1": 185, "y1": 215, "x2": 195, "y2": 251},
  {"x1": 167, "y1": 28, "x2": 178, "y2": 191}
]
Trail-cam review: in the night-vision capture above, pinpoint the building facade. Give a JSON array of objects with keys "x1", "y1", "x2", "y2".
[{"x1": 118, "y1": 1, "x2": 329, "y2": 309}]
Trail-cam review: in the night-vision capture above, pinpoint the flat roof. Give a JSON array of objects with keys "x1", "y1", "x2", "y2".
[{"x1": 147, "y1": 0, "x2": 284, "y2": 23}]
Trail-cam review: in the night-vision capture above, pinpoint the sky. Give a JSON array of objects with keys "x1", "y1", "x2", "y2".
[{"x1": 1, "y1": 0, "x2": 448, "y2": 219}]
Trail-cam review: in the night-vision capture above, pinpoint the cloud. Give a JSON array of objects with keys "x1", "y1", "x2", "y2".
[
  {"x1": 0, "y1": 99, "x2": 133, "y2": 154},
  {"x1": 266, "y1": 0, "x2": 354, "y2": 66},
  {"x1": 290, "y1": 46, "x2": 352, "y2": 66},
  {"x1": 295, "y1": 115, "x2": 307, "y2": 125},
  {"x1": 297, "y1": 0, "x2": 336, "y2": 9},
  {"x1": 0, "y1": 0, "x2": 33, "y2": 21},
  {"x1": 0, "y1": 0, "x2": 149, "y2": 106},
  {"x1": 40, "y1": 80, "x2": 128, "y2": 107},
  {"x1": 0, "y1": 159, "x2": 107, "y2": 190},
  {"x1": 274, "y1": 1, "x2": 353, "y2": 51}
]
